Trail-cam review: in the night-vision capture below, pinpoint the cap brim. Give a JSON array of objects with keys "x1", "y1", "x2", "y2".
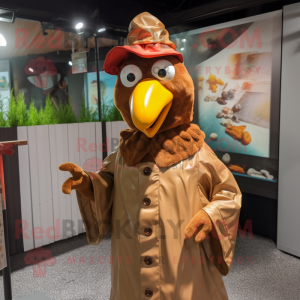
[{"x1": 104, "y1": 44, "x2": 183, "y2": 75}]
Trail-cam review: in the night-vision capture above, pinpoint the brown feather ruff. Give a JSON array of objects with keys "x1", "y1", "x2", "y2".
[{"x1": 119, "y1": 123, "x2": 205, "y2": 168}]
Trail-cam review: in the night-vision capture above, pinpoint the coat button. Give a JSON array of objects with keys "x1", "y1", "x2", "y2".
[
  {"x1": 144, "y1": 227, "x2": 153, "y2": 236},
  {"x1": 143, "y1": 198, "x2": 151, "y2": 206},
  {"x1": 143, "y1": 167, "x2": 152, "y2": 176},
  {"x1": 144, "y1": 256, "x2": 153, "y2": 265},
  {"x1": 145, "y1": 288, "x2": 153, "y2": 297}
]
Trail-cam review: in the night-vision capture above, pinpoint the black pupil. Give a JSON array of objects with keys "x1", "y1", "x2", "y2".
[
  {"x1": 158, "y1": 69, "x2": 167, "y2": 78},
  {"x1": 127, "y1": 73, "x2": 135, "y2": 82}
]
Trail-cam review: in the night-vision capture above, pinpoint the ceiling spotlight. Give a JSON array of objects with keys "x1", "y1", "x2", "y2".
[
  {"x1": 98, "y1": 28, "x2": 106, "y2": 33},
  {"x1": 75, "y1": 22, "x2": 84, "y2": 30},
  {"x1": 182, "y1": 39, "x2": 186, "y2": 42},
  {"x1": 180, "y1": 47, "x2": 184, "y2": 51},
  {"x1": 0, "y1": 8, "x2": 15, "y2": 23},
  {"x1": 0, "y1": 34, "x2": 7, "y2": 47},
  {"x1": 68, "y1": 61, "x2": 73, "y2": 66}
]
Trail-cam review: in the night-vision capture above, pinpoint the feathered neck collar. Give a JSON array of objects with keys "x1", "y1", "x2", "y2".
[{"x1": 119, "y1": 123, "x2": 205, "y2": 168}]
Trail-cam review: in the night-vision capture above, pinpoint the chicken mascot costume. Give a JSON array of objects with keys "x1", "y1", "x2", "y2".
[{"x1": 59, "y1": 12, "x2": 242, "y2": 300}]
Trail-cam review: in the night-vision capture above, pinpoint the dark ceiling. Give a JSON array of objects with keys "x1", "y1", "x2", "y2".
[{"x1": 0, "y1": 0, "x2": 298, "y2": 35}]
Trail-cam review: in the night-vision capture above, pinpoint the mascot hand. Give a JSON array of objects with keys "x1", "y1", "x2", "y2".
[
  {"x1": 59, "y1": 163, "x2": 94, "y2": 201},
  {"x1": 185, "y1": 210, "x2": 212, "y2": 243}
]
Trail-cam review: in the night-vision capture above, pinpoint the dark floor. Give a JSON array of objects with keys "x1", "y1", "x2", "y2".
[{"x1": 0, "y1": 233, "x2": 299, "y2": 300}]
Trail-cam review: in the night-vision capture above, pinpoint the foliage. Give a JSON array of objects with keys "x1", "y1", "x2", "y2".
[
  {"x1": 6, "y1": 90, "x2": 18, "y2": 127},
  {"x1": 56, "y1": 101, "x2": 77, "y2": 124},
  {"x1": 40, "y1": 96, "x2": 58, "y2": 125},
  {"x1": 0, "y1": 89, "x2": 123, "y2": 128},
  {"x1": 0, "y1": 96, "x2": 7, "y2": 127},
  {"x1": 79, "y1": 99, "x2": 98, "y2": 123},
  {"x1": 106, "y1": 104, "x2": 123, "y2": 121},
  {"x1": 28, "y1": 101, "x2": 41, "y2": 126},
  {"x1": 101, "y1": 96, "x2": 123, "y2": 122},
  {"x1": 101, "y1": 96, "x2": 110, "y2": 122},
  {"x1": 15, "y1": 92, "x2": 29, "y2": 126}
]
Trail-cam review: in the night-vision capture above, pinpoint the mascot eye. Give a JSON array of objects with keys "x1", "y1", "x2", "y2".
[
  {"x1": 120, "y1": 64, "x2": 142, "y2": 87},
  {"x1": 158, "y1": 69, "x2": 167, "y2": 78},
  {"x1": 151, "y1": 60, "x2": 175, "y2": 81},
  {"x1": 127, "y1": 73, "x2": 135, "y2": 82}
]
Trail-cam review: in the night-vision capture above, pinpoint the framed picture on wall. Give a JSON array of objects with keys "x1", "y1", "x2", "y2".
[
  {"x1": 84, "y1": 62, "x2": 122, "y2": 122},
  {"x1": 170, "y1": 10, "x2": 282, "y2": 198},
  {"x1": 0, "y1": 60, "x2": 10, "y2": 107}
]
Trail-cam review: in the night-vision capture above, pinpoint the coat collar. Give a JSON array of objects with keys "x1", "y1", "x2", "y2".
[{"x1": 119, "y1": 123, "x2": 205, "y2": 168}]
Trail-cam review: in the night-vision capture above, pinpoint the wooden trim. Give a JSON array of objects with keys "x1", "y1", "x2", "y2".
[{"x1": 0, "y1": 140, "x2": 27, "y2": 146}]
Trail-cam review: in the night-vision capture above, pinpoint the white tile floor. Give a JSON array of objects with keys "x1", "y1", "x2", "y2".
[{"x1": 0, "y1": 233, "x2": 299, "y2": 300}]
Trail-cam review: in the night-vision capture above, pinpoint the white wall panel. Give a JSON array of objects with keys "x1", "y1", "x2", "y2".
[
  {"x1": 27, "y1": 125, "x2": 54, "y2": 248},
  {"x1": 111, "y1": 122, "x2": 119, "y2": 153},
  {"x1": 17, "y1": 126, "x2": 34, "y2": 251},
  {"x1": 67, "y1": 123, "x2": 82, "y2": 236},
  {"x1": 49, "y1": 124, "x2": 72, "y2": 241},
  {"x1": 18, "y1": 122, "x2": 104, "y2": 251},
  {"x1": 78, "y1": 123, "x2": 96, "y2": 171},
  {"x1": 78, "y1": 122, "x2": 96, "y2": 232},
  {"x1": 117, "y1": 121, "x2": 128, "y2": 133},
  {"x1": 95, "y1": 122, "x2": 103, "y2": 169},
  {"x1": 106, "y1": 121, "x2": 128, "y2": 157},
  {"x1": 105, "y1": 122, "x2": 112, "y2": 155}
]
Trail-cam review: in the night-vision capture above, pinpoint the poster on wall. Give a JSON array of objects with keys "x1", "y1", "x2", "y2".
[
  {"x1": 0, "y1": 72, "x2": 9, "y2": 99},
  {"x1": 84, "y1": 71, "x2": 122, "y2": 121},
  {"x1": 0, "y1": 60, "x2": 11, "y2": 108},
  {"x1": 170, "y1": 11, "x2": 282, "y2": 187},
  {"x1": 197, "y1": 24, "x2": 274, "y2": 158}
]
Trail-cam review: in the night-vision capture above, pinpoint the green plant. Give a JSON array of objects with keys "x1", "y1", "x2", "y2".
[
  {"x1": 79, "y1": 99, "x2": 98, "y2": 122},
  {"x1": 6, "y1": 90, "x2": 18, "y2": 127},
  {"x1": 2, "y1": 89, "x2": 107, "y2": 127},
  {"x1": 56, "y1": 101, "x2": 77, "y2": 124},
  {"x1": 40, "y1": 96, "x2": 58, "y2": 125},
  {"x1": 107, "y1": 104, "x2": 123, "y2": 121},
  {"x1": 101, "y1": 96, "x2": 110, "y2": 122},
  {"x1": 101, "y1": 94, "x2": 122, "y2": 122},
  {"x1": 15, "y1": 92, "x2": 29, "y2": 126},
  {"x1": 28, "y1": 100, "x2": 41, "y2": 126},
  {"x1": 0, "y1": 96, "x2": 7, "y2": 127}
]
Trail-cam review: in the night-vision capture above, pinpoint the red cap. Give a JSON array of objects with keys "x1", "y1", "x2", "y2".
[
  {"x1": 103, "y1": 12, "x2": 183, "y2": 75},
  {"x1": 104, "y1": 43, "x2": 183, "y2": 75}
]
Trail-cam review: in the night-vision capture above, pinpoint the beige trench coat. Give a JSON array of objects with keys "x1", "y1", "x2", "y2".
[{"x1": 76, "y1": 145, "x2": 242, "y2": 300}]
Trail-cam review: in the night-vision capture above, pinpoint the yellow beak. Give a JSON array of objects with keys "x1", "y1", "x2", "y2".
[{"x1": 130, "y1": 79, "x2": 173, "y2": 138}]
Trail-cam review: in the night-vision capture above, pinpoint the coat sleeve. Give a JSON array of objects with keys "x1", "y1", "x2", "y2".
[
  {"x1": 198, "y1": 145, "x2": 242, "y2": 276},
  {"x1": 76, "y1": 150, "x2": 118, "y2": 245}
]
